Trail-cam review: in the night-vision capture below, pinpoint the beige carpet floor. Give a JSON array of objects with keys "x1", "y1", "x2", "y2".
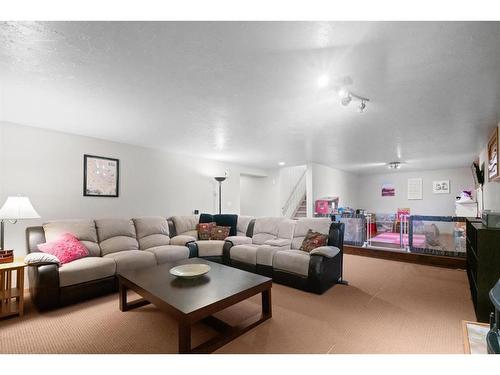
[{"x1": 0, "y1": 254, "x2": 476, "y2": 354}]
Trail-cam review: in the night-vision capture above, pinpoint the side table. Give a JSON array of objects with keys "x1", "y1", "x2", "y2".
[{"x1": 0, "y1": 258, "x2": 26, "y2": 319}]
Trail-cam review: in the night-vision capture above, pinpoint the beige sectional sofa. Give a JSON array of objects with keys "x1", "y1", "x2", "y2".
[
  {"x1": 26, "y1": 214, "x2": 345, "y2": 310},
  {"x1": 26, "y1": 216, "x2": 190, "y2": 310}
]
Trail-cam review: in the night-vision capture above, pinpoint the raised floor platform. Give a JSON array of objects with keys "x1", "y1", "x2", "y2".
[{"x1": 344, "y1": 245, "x2": 466, "y2": 269}]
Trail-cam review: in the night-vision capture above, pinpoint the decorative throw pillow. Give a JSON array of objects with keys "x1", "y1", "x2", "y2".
[
  {"x1": 210, "y1": 226, "x2": 231, "y2": 240},
  {"x1": 37, "y1": 233, "x2": 89, "y2": 265},
  {"x1": 196, "y1": 222, "x2": 216, "y2": 240},
  {"x1": 300, "y1": 229, "x2": 328, "y2": 253}
]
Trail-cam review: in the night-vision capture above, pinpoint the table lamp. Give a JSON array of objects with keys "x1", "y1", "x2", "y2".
[{"x1": 0, "y1": 196, "x2": 40, "y2": 250}]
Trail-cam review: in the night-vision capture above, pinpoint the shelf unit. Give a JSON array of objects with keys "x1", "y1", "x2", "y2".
[
  {"x1": 466, "y1": 219, "x2": 500, "y2": 322},
  {"x1": 0, "y1": 259, "x2": 26, "y2": 319}
]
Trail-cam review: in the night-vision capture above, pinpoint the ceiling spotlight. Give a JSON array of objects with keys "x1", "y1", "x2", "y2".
[
  {"x1": 388, "y1": 162, "x2": 402, "y2": 170},
  {"x1": 358, "y1": 100, "x2": 367, "y2": 113},
  {"x1": 278, "y1": 161, "x2": 286, "y2": 166},
  {"x1": 317, "y1": 74, "x2": 330, "y2": 89},
  {"x1": 337, "y1": 88, "x2": 350, "y2": 99},
  {"x1": 341, "y1": 95, "x2": 352, "y2": 106}
]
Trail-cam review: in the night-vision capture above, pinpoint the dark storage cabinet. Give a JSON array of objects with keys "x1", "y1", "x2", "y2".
[{"x1": 466, "y1": 219, "x2": 500, "y2": 322}]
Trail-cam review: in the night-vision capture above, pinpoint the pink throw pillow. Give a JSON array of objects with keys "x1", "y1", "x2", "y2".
[{"x1": 38, "y1": 233, "x2": 89, "y2": 264}]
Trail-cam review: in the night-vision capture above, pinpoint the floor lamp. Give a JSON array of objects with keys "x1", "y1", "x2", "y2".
[{"x1": 214, "y1": 176, "x2": 226, "y2": 215}]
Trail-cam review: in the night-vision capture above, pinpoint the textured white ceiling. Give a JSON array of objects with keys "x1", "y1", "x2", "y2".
[{"x1": 0, "y1": 21, "x2": 499, "y2": 173}]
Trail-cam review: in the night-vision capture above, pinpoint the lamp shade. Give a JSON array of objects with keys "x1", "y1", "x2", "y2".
[{"x1": 0, "y1": 196, "x2": 40, "y2": 220}]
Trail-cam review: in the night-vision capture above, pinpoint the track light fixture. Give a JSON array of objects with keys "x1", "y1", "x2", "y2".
[
  {"x1": 341, "y1": 95, "x2": 352, "y2": 106},
  {"x1": 388, "y1": 162, "x2": 402, "y2": 170},
  {"x1": 337, "y1": 88, "x2": 370, "y2": 112},
  {"x1": 358, "y1": 100, "x2": 367, "y2": 113}
]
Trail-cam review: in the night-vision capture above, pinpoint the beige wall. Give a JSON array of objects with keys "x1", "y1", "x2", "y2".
[
  {"x1": 240, "y1": 173, "x2": 280, "y2": 217},
  {"x1": 357, "y1": 167, "x2": 474, "y2": 216},
  {"x1": 307, "y1": 163, "x2": 360, "y2": 217},
  {"x1": 0, "y1": 122, "x2": 271, "y2": 255}
]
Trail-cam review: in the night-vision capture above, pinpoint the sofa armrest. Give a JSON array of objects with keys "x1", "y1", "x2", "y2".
[
  {"x1": 27, "y1": 263, "x2": 60, "y2": 310},
  {"x1": 310, "y1": 246, "x2": 341, "y2": 258},
  {"x1": 186, "y1": 242, "x2": 199, "y2": 258},
  {"x1": 170, "y1": 235, "x2": 197, "y2": 246},
  {"x1": 225, "y1": 236, "x2": 252, "y2": 246},
  {"x1": 25, "y1": 252, "x2": 61, "y2": 267},
  {"x1": 264, "y1": 238, "x2": 291, "y2": 247}
]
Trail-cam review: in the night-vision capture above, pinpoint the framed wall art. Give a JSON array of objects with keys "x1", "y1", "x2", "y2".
[
  {"x1": 83, "y1": 154, "x2": 120, "y2": 197},
  {"x1": 381, "y1": 183, "x2": 395, "y2": 197},
  {"x1": 432, "y1": 180, "x2": 450, "y2": 194},
  {"x1": 407, "y1": 178, "x2": 423, "y2": 200},
  {"x1": 487, "y1": 127, "x2": 499, "y2": 182}
]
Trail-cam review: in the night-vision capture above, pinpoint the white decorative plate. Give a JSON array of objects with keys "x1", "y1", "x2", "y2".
[{"x1": 169, "y1": 264, "x2": 211, "y2": 279}]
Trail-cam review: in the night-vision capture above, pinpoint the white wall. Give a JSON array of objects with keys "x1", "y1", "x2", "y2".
[
  {"x1": 0, "y1": 122, "x2": 271, "y2": 255},
  {"x1": 308, "y1": 163, "x2": 360, "y2": 217},
  {"x1": 478, "y1": 123, "x2": 500, "y2": 212},
  {"x1": 357, "y1": 167, "x2": 474, "y2": 215},
  {"x1": 240, "y1": 173, "x2": 280, "y2": 217}
]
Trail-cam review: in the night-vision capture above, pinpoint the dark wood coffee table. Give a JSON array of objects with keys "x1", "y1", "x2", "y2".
[{"x1": 117, "y1": 258, "x2": 272, "y2": 354}]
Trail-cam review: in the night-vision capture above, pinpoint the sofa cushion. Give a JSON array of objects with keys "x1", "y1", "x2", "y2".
[
  {"x1": 38, "y1": 233, "x2": 89, "y2": 265},
  {"x1": 196, "y1": 240, "x2": 226, "y2": 257},
  {"x1": 230, "y1": 244, "x2": 259, "y2": 265},
  {"x1": 237, "y1": 216, "x2": 254, "y2": 237},
  {"x1": 256, "y1": 244, "x2": 283, "y2": 266},
  {"x1": 225, "y1": 236, "x2": 252, "y2": 246},
  {"x1": 300, "y1": 229, "x2": 328, "y2": 253},
  {"x1": 264, "y1": 238, "x2": 291, "y2": 247},
  {"x1": 252, "y1": 217, "x2": 284, "y2": 245},
  {"x1": 210, "y1": 226, "x2": 230, "y2": 240},
  {"x1": 196, "y1": 222, "x2": 216, "y2": 240},
  {"x1": 170, "y1": 235, "x2": 197, "y2": 246},
  {"x1": 133, "y1": 217, "x2": 170, "y2": 250},
  {"x1": 58, "y1": 257, "x2": 116, "y2": 287},
  {"x1": 146, "y1": 245, "x2": 189, "y2": 264},
  {"x1": 95, "y1": 218, "x2": 139, "y2": 255},
  {"x1": 43, "y1": 219, "x2": 100, "y2": 257},
  {"x1": 199, "y1": 213, "x2": 214, "y2": 224},
  {"x1": 292, "y1": 218, "x2": 331, "y2": 250},
  {"x1": 277, "y1": 219, "x2": 296, "y2": 241},
  {"x1": 213, "y1": 214, "x2": 238, "y2": 236},
  {"x1": 273, "y1": 250, "x2": 310, "y2": 277},
  {"x1": 104, "y1": 250, "x2": 156, "y2": 273},
  {"x1": 171, "y1": 215, "x2": 199, "y2": 237}
]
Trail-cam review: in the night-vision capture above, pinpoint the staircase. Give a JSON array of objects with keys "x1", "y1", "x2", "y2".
[
  {"x1": 292, "y1": 195, "x2": 307, "y2": 219},
  {"x1": 282, "y1": 170, "x2": 307, "y2": 218}
]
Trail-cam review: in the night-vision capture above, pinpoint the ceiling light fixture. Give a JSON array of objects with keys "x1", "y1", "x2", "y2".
[
  {"x1": 278, "y1": 161, "x2": 286, "y2": 166},
  {"x1": 317, "y1": 74, "x2": 330, "y2": 89},
  {"x1": 388, "y1": 162, "x2": 402, "y2": 170},
  {"x1": 337, "y1": 88, "x2": 350, "y2": 99},
  {"x1": 358, "y1": 100, "x2": 367, "y2": 113},
  {"x1": 337, "y1": 88, "x2": 370, "y2": 112},
  {"x1": 341, "y1": 95, "x2": 352, "y2": 106}
]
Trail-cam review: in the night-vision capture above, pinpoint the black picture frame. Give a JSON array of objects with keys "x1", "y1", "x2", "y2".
[{"x1": 83, "y1": 154, "x2": 120, "y2": 197}]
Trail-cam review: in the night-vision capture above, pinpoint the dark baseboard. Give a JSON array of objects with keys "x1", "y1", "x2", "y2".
[{"x1": 344, "y1": 245, "x2": 466, "y2": 269}]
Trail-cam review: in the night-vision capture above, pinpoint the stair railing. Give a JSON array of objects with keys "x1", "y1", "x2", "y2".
[{"x1": 282, "y1": 170, "x2": 307, "y2": 218}]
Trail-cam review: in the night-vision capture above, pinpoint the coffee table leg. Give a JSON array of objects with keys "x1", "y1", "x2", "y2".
[
  {"x1": 262, "y1": 287, "x2": 272, "y2": 317},
  {"x1": 178, "y1": 320, "x2": 192, "y2": 354},
  {"x1": 119, "y1": 280, "x2": 128, "y2": 312}
]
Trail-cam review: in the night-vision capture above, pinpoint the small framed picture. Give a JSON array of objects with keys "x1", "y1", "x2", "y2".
[
  {"x1": 432, "y1": 180, "x2": 450, "y2": 194},
  {"x1": 83, "y1": 154, "x2": 120, "y2": 197}
]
